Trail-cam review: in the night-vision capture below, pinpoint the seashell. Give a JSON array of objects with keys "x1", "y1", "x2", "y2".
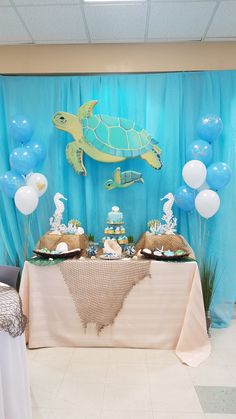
[
  {"x1": 137, "y1": 250, "x2": 143, "y2": 258},
  {"x1": 91, "y1": 256, "x2": 96, "y2": 260},
  {"x1": 153, "y1": 250, "x2": 163, "y2": 256},
  {"x1": 103, "y1": 239, "x2": 122, "y2": 257},
  {"x1": 132, "y1": 255, "x2": 138, "y2": 260},
  {"x1": 143, "y1": 248, "x2": 152, "y2": 254},
  {"x1": 56, "y1": 242, "x2": 68, "y2": 252}
]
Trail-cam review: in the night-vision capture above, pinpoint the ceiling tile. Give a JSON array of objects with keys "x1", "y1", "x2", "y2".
[
  {"x1": 13, "y1": 0, "x2": 79, "y2": 5},
  {"x1": 206, "y1": 1, "x2": 236, "y2": 38},
  {"x1": 0, "y1": 7, "x2": 32, "y2": 43},
  {"x1": 205, "y1": 37, "x2": 236, "y2": 41},
  {"x1": 36, "y1": 39, "x2": 88, "y2": 44},
  {"x1": 84, "y1": 4, "x2": 147, "y2": 42},
  {"x1": 0, "y1": 0, "x2": 11, "y2": 5},
  {"x1": 148, "y1": 1, "x2": 216, "y2": 40},
  {"x1": 92, "y1": 38, "x2": 147, "y2": 43},
  {"x1": 17, "y1": 5, "x2": 87, "y2": 42}
]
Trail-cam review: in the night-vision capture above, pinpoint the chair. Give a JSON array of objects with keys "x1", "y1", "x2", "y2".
[{"x1": 0, "y1": 265, "x2": 20, "y2": 290}]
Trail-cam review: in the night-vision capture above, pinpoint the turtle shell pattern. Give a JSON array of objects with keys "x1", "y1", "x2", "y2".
[
  {"x1": 120, "y1": 171, "x2": 142, "y2": 184},
  {"x1": 81, "y1": 115, "x2": 154, "y2": 158}
]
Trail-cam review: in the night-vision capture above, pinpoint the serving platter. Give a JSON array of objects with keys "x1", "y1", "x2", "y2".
[
  {"x1": 33, "y1": 248, "x2": 81, "y2": 259},
  {"x1": 141, "y1": 249, "x2": 190, "y2": 261}
]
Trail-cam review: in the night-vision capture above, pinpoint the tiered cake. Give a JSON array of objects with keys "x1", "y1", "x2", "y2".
[{"x1": 103, "y1": 206, "x2": 128, "y2": 245}]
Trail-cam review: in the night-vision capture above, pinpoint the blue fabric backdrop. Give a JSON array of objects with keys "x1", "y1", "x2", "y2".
[{"x1": 0, "y1": 71, "x2": 235, "y2": 326}]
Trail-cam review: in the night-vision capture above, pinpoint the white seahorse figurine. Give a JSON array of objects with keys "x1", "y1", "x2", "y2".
[
  {"x1": 49, "y1": 192, "x2": 67, "y2": 234},
  {"x1": 160, "y1": 192, "x2": 177, "y2": 235}
]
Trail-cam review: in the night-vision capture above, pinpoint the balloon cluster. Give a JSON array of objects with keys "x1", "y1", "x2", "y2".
[
  {"x1": 0, "y1": 115, "x2": 47, "y2": 215},
  {"x1": 175, "y1": 115, "x2": 231, "y2": 219}
]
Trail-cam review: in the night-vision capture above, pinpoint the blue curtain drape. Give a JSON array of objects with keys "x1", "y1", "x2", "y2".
[{"x1": 0, "y1": 71, "x2": 235, "y2": 326}]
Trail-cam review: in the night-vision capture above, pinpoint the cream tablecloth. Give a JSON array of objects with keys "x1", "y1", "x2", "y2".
[
  {"x1": 20, "y1": 260, "x2": 210, "y2": 367},
  {"x1": 0, "y1": 283, "x2": 32, "y2": 419}
]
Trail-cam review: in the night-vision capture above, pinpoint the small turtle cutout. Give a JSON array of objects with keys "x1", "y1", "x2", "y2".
[
  {"x1": 52, "y1": 100, "x2": 162, "y2": 176},
  {"x1": 105, "y1": 167, "x2": 144, "y2": 190}
]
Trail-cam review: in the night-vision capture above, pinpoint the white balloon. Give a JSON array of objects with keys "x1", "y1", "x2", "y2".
[
  {"x1": 26, "y1": 172, "x2": 48, "y2": 197},
  {"x1": 195, "y1": 189, "x2": 220, "y2": 219},
  {"x1": 182, "y1": 160, "x2": 207, "y2": 189},
  {"x1": 14, "y1": 186, "x2": 39, "y2": 215}
]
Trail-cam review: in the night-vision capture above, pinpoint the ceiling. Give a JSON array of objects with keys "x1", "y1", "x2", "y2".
[{"x1": 0, "y1": 0, "x2": 235, "y2": 45}]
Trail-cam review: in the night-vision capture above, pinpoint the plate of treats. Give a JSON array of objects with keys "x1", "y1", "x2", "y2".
[
  {"x1": 33, "y1": 248, "x2": 82, "y2": 259},
  {"x1": 100, "y1": 252, "x2": 121, "y2": 260},
  {"x1": 141, "y1": 248, "x2": 190, "y2": 261}
]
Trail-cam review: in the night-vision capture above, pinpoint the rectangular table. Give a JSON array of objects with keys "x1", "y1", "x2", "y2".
[{"x1": 20, "y1": 259, "x2": 210, "y2": 367}]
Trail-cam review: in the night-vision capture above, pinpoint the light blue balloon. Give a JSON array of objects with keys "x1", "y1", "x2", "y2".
[
  {"x1": 197, "y1": 115, "x2": 223, "y2": 143},
  {"x1": 10, "y1": 115, "x2": 34, "y2": 145},
  {"x1": 174, "y1": 185, "x2": 195, "y2": 211},
  {"x1": 186, "y1": 140, "x2": 213, "y2": 166},
  {"x1": 26, "y1": 140, "x2": 46, "y2": 164},
  {"x1": 10, "y1": 147, "x2": 37, "y2": 175},
  {"x1": 207, "y1": 162, "x2": 231, "y2": 190},
  {"x1": 0, "y1": 170, "x2": 25, "y2": 198}
]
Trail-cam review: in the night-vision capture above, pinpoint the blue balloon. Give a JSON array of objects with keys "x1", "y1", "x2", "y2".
[
  {"x1": 26, "y1": 140, "x2": 46, "y2": 164},
  {"x1": 175, "y1": 185, "x2": 195, "y2": 212},
  {"x1": 186, "y1": 140, "x2": 213, "y2": 166},
  {"x1": 10, "y1": 115, "x2": 34, "y2": 144},
  {"x1": 10, "y1": 147, "x2": 37, "y2": 175},
  {"x1": 207, "y1": 162, "x2": 231, "y2": 190},
  {"x1": 197, "y1": 114, "x2": 223, "y2": 143},
  {"x1": 0, "y1": 170, "x2": 25, "y2": 198}
]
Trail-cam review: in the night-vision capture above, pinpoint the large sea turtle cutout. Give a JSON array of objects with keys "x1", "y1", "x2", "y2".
[{"x1": 52, "y1": 100, "x2": 162, "y2": 176}]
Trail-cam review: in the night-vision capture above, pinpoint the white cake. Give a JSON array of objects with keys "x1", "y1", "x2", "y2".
[{"x1": 107, "y1": 206, "x2": 123, "y2": 224}]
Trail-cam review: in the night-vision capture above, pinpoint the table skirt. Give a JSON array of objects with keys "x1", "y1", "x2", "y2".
[
  {"x1": 0, "y1": 332, "x2": 32, "y2": 419},
  {"x1": 20, "y1": 260, "x2": 210, "y2": 367}
]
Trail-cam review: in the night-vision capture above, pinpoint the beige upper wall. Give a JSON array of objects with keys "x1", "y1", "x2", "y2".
[{"x1": 0, "y1": 42, "x2": 236, "y2": 74}]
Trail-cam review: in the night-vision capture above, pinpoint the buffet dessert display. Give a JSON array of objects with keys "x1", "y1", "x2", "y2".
[{"x1": 33, "y1": 193, "x2": 193, "y2": 263}]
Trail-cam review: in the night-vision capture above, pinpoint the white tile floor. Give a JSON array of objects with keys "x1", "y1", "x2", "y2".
[{"x1": 28, "y1": 317, "x2": 236, "y2": 419}]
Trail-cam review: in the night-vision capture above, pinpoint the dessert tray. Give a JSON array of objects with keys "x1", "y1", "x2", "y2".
[
  {"x1": 141, "y1": 248, "x2": 190, "y2": 261},
  {"x1": 33, "y1": 248, "x2": 82, "y2": 259},
  {"x1": 100, "y1": 253, "x2": 121, "y2": 260}
]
